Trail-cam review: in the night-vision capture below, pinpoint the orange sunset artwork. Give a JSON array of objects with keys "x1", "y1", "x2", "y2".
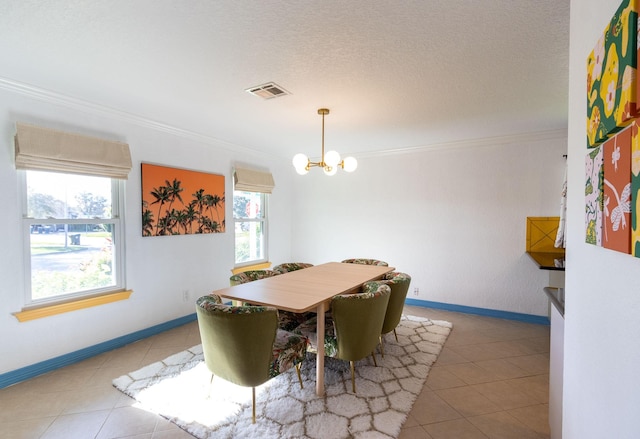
[{"x1": 141, "y1": 163, "x2": 225, "y2": 236}]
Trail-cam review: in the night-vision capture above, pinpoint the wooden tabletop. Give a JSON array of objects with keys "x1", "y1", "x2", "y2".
[{"x1": 215, "y1": 262, "x2": 394, "y2": 312}]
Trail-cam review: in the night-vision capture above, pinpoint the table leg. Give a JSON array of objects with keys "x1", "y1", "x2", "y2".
[{"x1": 315, "y1": 302, "x2": 325, "y2": 396}]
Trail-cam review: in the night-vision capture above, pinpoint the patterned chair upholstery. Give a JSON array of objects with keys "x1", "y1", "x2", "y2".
[
  {"x1": 341, "y1": 258, "x2": 389, "y2": 266},
  {"x1": 294, "y1": 282, "x2": 391, "y2": 393},
  {"x1": 229, "y1": 269, "x2": 279, "y2": 286},
  {"x1": 272, "y1": 262, "x2": 314, "y2": 274},
  {"x1": 367, "y1": 272, "x2": 412, "y2": 356},
  {"x1": 196, "y1": 294, "x2": 308, "y2": 423},
  {"x1": 271, "y1": 262, "x2": 315, "y2": 330}
]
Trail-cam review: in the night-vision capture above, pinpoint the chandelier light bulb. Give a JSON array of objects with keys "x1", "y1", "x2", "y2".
[
  {"x1": 295, "y1": 166, "x2": 309, "y2": 175},
  {"x1": 342, "y1": 156, "x2": 358, "y2": 172},
  {"x1": 324, "y1": 150, "x2": 341, "y2": 167},
  {"x1": 292, "y1": 153, "x2": 309, "y2": 170},
  {"x1": 323, "y1": 165, "x2": 338, "y2": 176}
]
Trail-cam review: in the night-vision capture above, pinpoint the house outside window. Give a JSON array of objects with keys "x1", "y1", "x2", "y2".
[{"x1": 21, "y1": 170, "x2": 126, "y2": 305}]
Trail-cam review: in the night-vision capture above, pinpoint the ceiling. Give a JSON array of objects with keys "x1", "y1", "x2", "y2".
[{"x1": 0, "y1": 0, "x2": 570, "y2": 160}]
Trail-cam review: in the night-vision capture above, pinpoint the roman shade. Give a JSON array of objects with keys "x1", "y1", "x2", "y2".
[
  {"x1": 14, "y1": 122, "x2": 132, "y2": 179},
  {"x1": 234, "y1": 167, "x2": 275, "y2": 194}
]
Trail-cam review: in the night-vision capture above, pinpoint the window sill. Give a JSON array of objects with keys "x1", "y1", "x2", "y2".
[
  {"x1": 13, "y1": 290, "x2": 133, "y2": 322},
  {"x1": 231, "y1": 261, "x2": 272, "y2": 274}
]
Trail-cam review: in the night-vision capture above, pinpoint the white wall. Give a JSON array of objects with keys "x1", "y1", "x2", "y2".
[
  {"x1": 0, "y1": 85, "x2": 293, "y2": 374},
  {"x1": 291, "y1": 134, "x2": 566, "y2": 316},
  {"x1": 0, "y1": 72, "x2": 568, "y2": 377},
  {"x1": 565, "y1": 1, "x2": 640, "y2": 437}
]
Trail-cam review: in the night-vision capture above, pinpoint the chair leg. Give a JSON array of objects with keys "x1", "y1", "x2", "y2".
[
  {"x1": 252, "y1": 387, "x2": 256, "y2": 424},
  {"x1": 371, "y1": 351, "x2": 378, "y2": 367},
  {"x1": 379, "y1": 335, "x2": 385, "y2": 358},
  {"x1": 295, "y1": 362, "x2": 304, "y2": 389},
  {"x1": 394, "y1": 328, "x2": 398, "y2": 342},
  {"x1": 207, "y1": 373, "x2": 214, "y2": 399},
  {"x1": 350, "y1": 360, "x2": 356, "y2": 393}
]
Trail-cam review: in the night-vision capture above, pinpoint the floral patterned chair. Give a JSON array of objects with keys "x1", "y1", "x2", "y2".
[
  {"x1": 272, "y1": 262, "x2": 314, "y2": 274},
  {"x1": 195, "y1": 295, "x2": 309, "y2": 423},
  {"x1": 367, "y1": 272, "x2": 412, "y2": 357},
  {"x1": 341, "y1": 258, "x2": 389, "y2": 266},
  {"x1": 293, "y1": 282, "x2": 391, "y2": 393},
  {"x1": 229, "y1": 269, "x2": 279, "y2": 286}
]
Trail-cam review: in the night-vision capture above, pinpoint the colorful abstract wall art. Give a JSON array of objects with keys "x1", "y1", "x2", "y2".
[
  {"x1": 586, "y1": 0, "x2": 638, "y2": 148},
  {"x1": 602, "y1": 127, "x2": 632, "y2": 253},
  {"x1": 141, "y1": 163, "x2": 225, "y2": 237},
  {"x1": 585, "y1": 146, "x2": 604, "y2": 246},
  {"x1": 631, "y1": 122, "x2": 640, "y2": 255}
]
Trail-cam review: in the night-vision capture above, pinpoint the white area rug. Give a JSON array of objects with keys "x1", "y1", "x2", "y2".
[{"x1": 113, "y1": 315, "x2": 452, "y2": 439}]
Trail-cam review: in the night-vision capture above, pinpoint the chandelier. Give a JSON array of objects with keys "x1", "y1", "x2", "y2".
[{"x1": 292, "y1": 108, "x2": 358, "y2": 176}]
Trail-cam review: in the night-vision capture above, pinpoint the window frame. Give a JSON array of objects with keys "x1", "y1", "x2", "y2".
[
  {"x1": 232, "y1": 189, "x2": 269, "y2": 268},
  {"x1": 19, "y1": 170, "x2": 127, "y2": 307}
]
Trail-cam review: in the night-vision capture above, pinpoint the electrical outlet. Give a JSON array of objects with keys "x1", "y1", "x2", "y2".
[
  {"x1": 182, "y1": 290, "x2": 190, "y2": 302},
  {"x1": 413, "y1": 287, "x2": 419, "y2": 296}
]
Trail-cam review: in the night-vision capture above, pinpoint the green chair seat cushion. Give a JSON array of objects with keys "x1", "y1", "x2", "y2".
[
  {"x1": 270, "y1": 330, "x2": 309, "y2": 378},
  {"x1": 293, "y1": 313, "x2": 338, "y2": 358}
]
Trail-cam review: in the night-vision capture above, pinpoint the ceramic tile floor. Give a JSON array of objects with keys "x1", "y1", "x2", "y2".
[{"x1": 0, "y1": 305, "x2": 550, "y2": 439}]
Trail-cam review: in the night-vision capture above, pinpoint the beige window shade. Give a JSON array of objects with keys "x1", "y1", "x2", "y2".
[
  {"x1": 14, "y1": 122, "x2": 132, "y2": 179},
  {"x1": 234, "y1": 167, "x2": 275, "y2": 194}
]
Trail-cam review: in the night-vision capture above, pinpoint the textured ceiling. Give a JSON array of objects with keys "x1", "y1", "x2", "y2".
[{"x1": 0, "y1": 0, "x2": 570, "y2": 159}]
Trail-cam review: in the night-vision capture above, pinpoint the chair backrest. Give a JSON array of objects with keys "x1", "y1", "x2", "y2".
[
  {"x1": 341, "y1": 258, "x2": 389, "y2": 266},
  {"x1": 229, "y1": 269, "x2": 279, "y2": 286},
  {"x1": 272, "y1": 262, "x2": 314, "y2": 274},
  {"x1": 330, "y1": 282, "x2": 391, "y2": 361},
  {"x1": 195, "y1": 295, "x2": 278, "y2": 387},
  {"x1": 371, "y1": 272, "x2": 412, "y2": 335}
]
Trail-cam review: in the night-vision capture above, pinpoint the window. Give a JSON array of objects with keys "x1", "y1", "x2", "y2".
[
  {"x1": 21, "y1": 170, "x2": 126, "y2": 305},
  {"x1": 233, "y1": 190, "x2": 267, "y2": 265},
  {"x1": 232, "y1": 167, "x2": 274, "y2": 268}
]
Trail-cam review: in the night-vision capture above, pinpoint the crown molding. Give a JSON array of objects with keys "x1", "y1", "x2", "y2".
[
  {"x1": 0, "y1": 76, "x2": 267, "y2": 158},
  {"x1": 354, "y1": 128, "x2": 568, "y2": 159},
  {"x1": 0, "y1": 76, "x2": 568, "y2": 161}
]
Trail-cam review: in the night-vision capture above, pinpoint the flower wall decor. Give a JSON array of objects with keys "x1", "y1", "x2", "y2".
[
  {"x1": 141, "y1": 163, "x2": 225, "y2": 237},
  {"x1": 584, "y1": 0, "x2": 640, "y2": 258},
  {"x1": 585, "y1": 145, "x2": 604, "y2": 246},
  {"x1": 586, "y1": 0, "x2": 638, "y2": 149}
]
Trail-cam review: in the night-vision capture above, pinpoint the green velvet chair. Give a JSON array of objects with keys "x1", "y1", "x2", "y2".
[
  {"x1": 195, "y1": 295, "x2": 308, "y2": 423},
  {"x1": 367, "y1": 272, "x2": 412, "y2": 357},
  {"x1": 272, "y1": 262, "x2": 314, "y2": 274},
  {"x1": 341, "y1": 258, "x2": 389, "y2": 266},
  {"x1": 294, "y1": 282, "x2": 391, "y2": 393}
]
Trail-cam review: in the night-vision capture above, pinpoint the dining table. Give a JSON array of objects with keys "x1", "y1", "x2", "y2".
[{"x1": 213, "y1": 261, "x2": 394, "y2": 396}]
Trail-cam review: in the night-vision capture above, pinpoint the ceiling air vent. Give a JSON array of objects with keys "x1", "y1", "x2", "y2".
[{"x1": 246, "y1": 82, "x2": 290, "y2": 99}]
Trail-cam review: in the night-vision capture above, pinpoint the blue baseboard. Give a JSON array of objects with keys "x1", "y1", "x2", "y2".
[
  {"x1": 404, "y1": 299, "x2": 550, "y2": 325},
  {"x1": 0, "y1": 313, "x2": 198, "y2": 389}
]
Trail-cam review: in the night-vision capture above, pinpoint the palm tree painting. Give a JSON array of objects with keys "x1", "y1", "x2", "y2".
[{"x1": 141, "y1": 163, "x2": 225, "y2": 236}]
